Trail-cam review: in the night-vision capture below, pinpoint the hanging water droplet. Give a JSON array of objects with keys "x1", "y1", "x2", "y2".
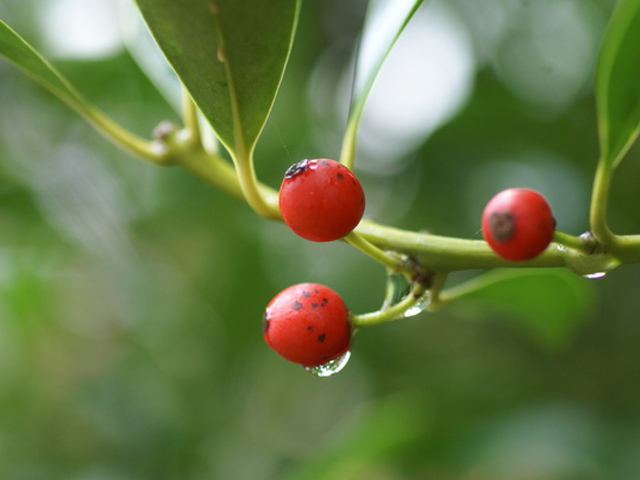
[
  {"x1": 305, "y1": 351, "x2": 351, "y2": 377},
  {"x1": 404, "y1": 296, "x2": 430, "y2": 318},
  {"x1": 556, "y1": 244, "x2": 566, "y2": 252},
  {"x1": 583, "y1": 272, "x2": 606, "y2": 279}
]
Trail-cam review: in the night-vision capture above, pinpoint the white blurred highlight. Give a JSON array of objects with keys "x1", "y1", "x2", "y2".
[
  {"x1": 356, "y1": 2, "x2": 475, "y2": 170},
  {"x1": 41, "y1": 0, "x2": 123, "y2": 59}
]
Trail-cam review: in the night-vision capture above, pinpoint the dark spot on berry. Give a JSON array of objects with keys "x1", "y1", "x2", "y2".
[
  {"x1": 292, "y1": 301, "x2": 303, "y2": 310},
  {"x1": 352, "y1": 180, "x2": 357, "y2": 186},
  {"x1": 307, "y1": 325, "x2": 313, "y2": 331},
  {"x1": 262, "y1": 311, "x2": 270, "y2": 334},
  {"x1": 284, "y1": 159, "x2": 309, "y2": 179},
  {"x1": 320, "y1": 160, "x2": 329, "y2": 166},
  {"x1": 318, "y1": 334, "x2": 326, "y2": 343},
  {"x1": 312, "y1": 303, "x2": 319, "y2": 309},
  {"x1": 337, "y1": 173, "x2": 344, "y2": 180},
  {"x1": 314, "y1": 289, "x2": 319, "y2": 293},
  {"x1": 490, "y1": 212, "x2": 515, "y2": 241},
  {"x1": 302, "y1": 291, "x2": 311, "y2": 297},
  {"x1": 322, "y1": 298, "x2": 328, "y2": 303}
]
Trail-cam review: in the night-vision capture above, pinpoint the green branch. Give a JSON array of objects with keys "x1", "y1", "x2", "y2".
[
  {"x1": 181, "y1": 88, "x2": 202, "y2": 148},
  {"x1": 589, "y1": 158, "x2": 618, "y2": 249},
  {"x1": 352, "y1": 282, "x2": 429, "y2": 328}
]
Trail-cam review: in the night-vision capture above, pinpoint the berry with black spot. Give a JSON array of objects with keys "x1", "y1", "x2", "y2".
[
  {"x1": 263, "y1": 283, "x2": 351, "y2": 367},
  {"x1": 279, "y1": 158, "x2": 365, "y2": 242},
  {"x1": 482, "y1": 188, "x2": 555, "y2": 261}
]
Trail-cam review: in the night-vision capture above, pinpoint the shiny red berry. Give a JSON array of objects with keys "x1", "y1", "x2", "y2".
[
  {"x1": 279, "y1": 159, "x2": 365, "y2": 242},
  {"x1": 263, "y1": 283, "x2": 351, "y2": 367},
  {"x1": 481, "y1": 188, "x2": 555, "y2": 261}
]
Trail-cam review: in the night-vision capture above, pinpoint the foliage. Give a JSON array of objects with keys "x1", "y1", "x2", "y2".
[{"x1": 1, "y1": 0, "x2": 640, "y2": 478}]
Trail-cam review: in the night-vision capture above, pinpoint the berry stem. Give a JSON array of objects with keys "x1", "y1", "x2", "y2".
[
  {"x1": 340, "y1": 117, "x2": 359, "y2": 171},
  {"x1": 80, "y1": 103, "x2": 168, "y2": 165},
  {"x1": 552, "y1": 231, "x2": 592, "y2": 253},
  {"x1": 344, "y1": 231, "x2": 415, "y2": 279},
  {"x1": 177, "y1": 147, "x2": 281, "y2": 216},
  {"x1": 233, "y1": 152, "x2": 281, "y2": 219},
  {"x1": 426, "y1": 271, "x2": 448, "y2": 309},
  {"x1": 351, "y1": 282, "x2": 428, "y2": 328}
]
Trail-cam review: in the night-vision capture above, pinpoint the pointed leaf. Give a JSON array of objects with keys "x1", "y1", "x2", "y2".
[
  {"x1": 0, "y1": 18, "x2": 90, "y2": 115},
  {"x1": 350, "y1": 0, "x2": 425, "y2": 124},
  {"x1": 134, "y1": 0, "x2": 300, "y2": 158},
  {"x1": 0, "y1": 18, "x2": 158, "y2": 160},
  {"x1": 446, "y1": 269, "x2": 596, "y2": 349},
  {"x1": 596, "y1": 0, "x2": 640, "y2": 168}
]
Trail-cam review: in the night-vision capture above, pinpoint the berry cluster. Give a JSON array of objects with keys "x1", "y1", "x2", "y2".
[
  {"x1": 266, "y1": 157, "x2": 558, "y2": 372},
  {"x1": 264, "y1": 158, "x2": 364, "y2": 371}
]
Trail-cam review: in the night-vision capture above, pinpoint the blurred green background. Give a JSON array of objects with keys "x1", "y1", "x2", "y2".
[{"x1": 1, "y1": 0, "x2": 640, "y2": 478}]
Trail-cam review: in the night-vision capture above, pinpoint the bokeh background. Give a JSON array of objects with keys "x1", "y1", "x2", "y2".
[{"x1": 1, "y1": 0, "x2": 640, "y2": 478}]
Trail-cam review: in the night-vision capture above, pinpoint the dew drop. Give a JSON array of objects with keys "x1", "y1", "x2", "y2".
[
  {"x1": 305, "y1": 351, "x2": 351, "y2": 377},
  {"x1": 404, "y1": 296, "x2": 430, "y2": 318},
  {"x1": 583, "y1": 272, "x2": 606, "y2": 279}
]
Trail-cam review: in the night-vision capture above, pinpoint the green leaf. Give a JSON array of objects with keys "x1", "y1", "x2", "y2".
[
  {"x1": 134, "y1": 0, "x2": 300, "y2": 158},
  {"x1": 446, "y1": 269, "x2": 596, "y2": 350},
  {"x1": 341, "y1": 0, "x2": 425, "y2": 165},
  {"x1": 595, "y1": 0, "x2": 640, "y2": 168},
  {"x1": 0, "y1": 18, "x2": 160, "y2": 160},
  {"x1": 0, "y1": 18, "x2": 89, "y2": 116},
  {"x1": 351, "y1": 0, "x2": 425, "y2": 120}
]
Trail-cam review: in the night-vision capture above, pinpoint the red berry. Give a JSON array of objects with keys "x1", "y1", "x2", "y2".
[
  {"x1": 263, "y1": 283, "x2": 351, "y2": 367},
  {"x1": 279, "y1": 159, "x2": 365, "y2": 242},
  {"x1": 481, "y1": 188, "x2": 555, "y2": 261}
]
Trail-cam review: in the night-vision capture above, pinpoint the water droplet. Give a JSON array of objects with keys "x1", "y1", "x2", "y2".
[
  {"x1": 583, "y1": 272, "x2": 606, "y2": 279},
  {"x1": 556, "y1": 244, "x2": 566, "y2": 252},
  {"x1": 305, "y1": 351, "x2": 351, "y2": 377},
  {"x1": 404, "y1": 296, "x2": 430, "y2": 318}
]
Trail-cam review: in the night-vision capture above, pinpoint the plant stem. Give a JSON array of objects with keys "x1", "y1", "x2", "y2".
[
  {"x1": 340, "y1": 117, "x2": 359, "y2": 171},
  {"x1": 427, "y1": 271, "x2": 448, "y2": 308},
  {"x1": 176, "y1": 149, "x2": 244, "y2": 198},
  {"x1": 352, "y1": 282, "x2": 428, "y2": 328},
  {"x1": 354, "y1": 220, "x2": 564, "y2": 270},
  {"x1": 82, "y1": 104, "x2": 167, "y2": 164},
  {"x1": 176, "y1": 146, "x2": 280, "y2": 214},
  {"x1": 589, "y1": 158, "x2": 618, "y2": 249},
  {"x1": 345, "y1": 231, "x2": 415, "y2": 278},
  {"x1": 167, "y1": 145, "x2": 640, "y2": 275},
  {"x1": 605, "y1": 234, "x2": 640, "y2": 263},
  {"x1": 181, "y1": 88, "x2": 201, "y2": 147},
  {"x1": 232, "y1": 152, "x2": 281, "y2": 219},
  {"x1": 552, "y1": 231, "x2": 591, "y2": 252}
]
